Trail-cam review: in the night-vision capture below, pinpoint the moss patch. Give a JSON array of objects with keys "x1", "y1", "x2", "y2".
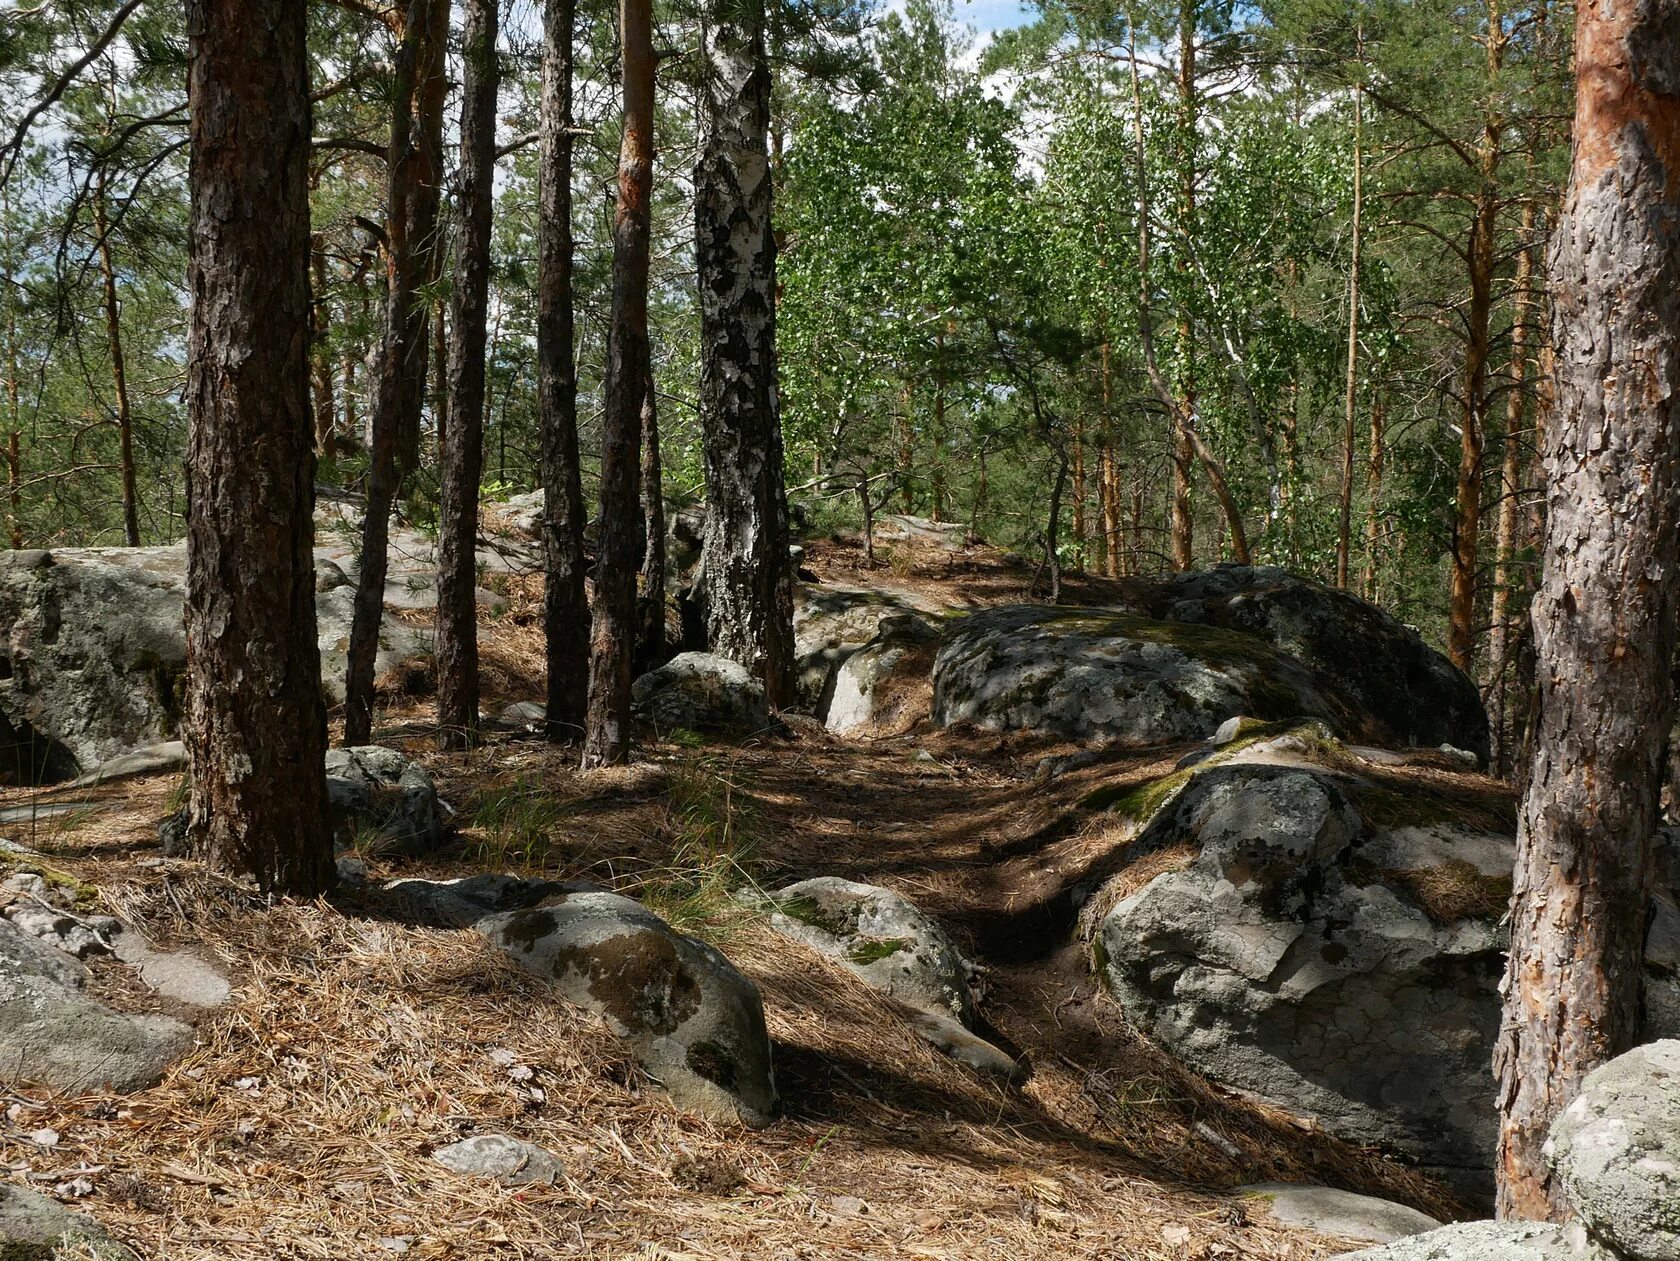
[{"x1": 848, "y1": 937, "x2": 911, "y2": 966}]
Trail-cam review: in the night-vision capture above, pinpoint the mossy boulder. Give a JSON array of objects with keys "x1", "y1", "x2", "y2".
[
  {"x1": 1121, "y1": 565, "x2": 1488, "y2": 763},
  {"x1": 1089, "y1": 742, "x2": 1680, "y2": 1197},
  {"x1": 477, "y1": 890, "x2": 776, "y2": 1126},
  {"x1": 932, "y1": 604, "x2": 1365, "y2": 745},
  {"x1": 632, "y1": 652, "x2": 770, "y2": 734}
]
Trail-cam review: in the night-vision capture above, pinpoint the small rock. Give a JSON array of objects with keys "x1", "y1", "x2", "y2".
[
  {"x1": 431, "y1": 1134, "x2": 563, "y2": 1187},
  {"x1": 1335, "y1": 1220, "x2": 1616, "y2": 1260},
  {"x1": 1240, "y1": 1183, "x2": 1439, "y2": 1245},
  {"x1": 0, "y1": 1182, "x2": 137, "y2": 1259},
  {"x1": 631, "y1": 652, "x2": 769, "y2": 735}
]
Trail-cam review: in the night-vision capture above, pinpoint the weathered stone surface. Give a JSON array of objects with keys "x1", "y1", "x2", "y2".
[
  {"x1": 1335, "y1": 1221, "x2": 1617, "y2": 1261},
  {"x1": 384, "y1": 873, "x2": 584, "y2": 929},
  {"x1": 825, "y1": 615, "x2": 938, "y2": 734},
  {"x1": 0, "y1": 1183, "x2": 137, "y2": 1260},
  {"x1": 1121, "y1": 566, "x2": 1488, "y2": 763},
  {"x1": 431, "y1": 1134, "x2": 564, "y2": 1187},
  {"x1": 934, "y1": 604, "x2": 1359, "y2": 746},
  {"x1": 478, "y1": 890, "x2": 776, "y2": 1126},
  {"x1": 632, "y1": 652, "x2": 769, "y2": 734},
  {"x1": 325, "y1": 746, "x2": 447, "y2": 857},
  {"x1": 69, "y1": 740, "x2": 187, "y2": 788},
  {"x1": 0, "y1": 917, "x2": 191, "y2": 1094},
  {"x1": 766, "y1": 877, "x2": 976, "y2": 1024},
  {"x1": 793, "y1": 585, "x2": 935, "y2": 713},
  {"x1": 1240, "y1": 1183, "x2": 1439, "y2": 1245},
  {"x1": 1093, "y1": 748, "x2": 1680, "y2": 1191},
  {"x1": 1545, "y1": 1040, "x2": 1680, "y2": 1261}
]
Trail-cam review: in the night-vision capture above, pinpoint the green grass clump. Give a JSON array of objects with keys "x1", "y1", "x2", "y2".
[{"x1": 465, "y1": 776, "x2": 577, "y2": 872}]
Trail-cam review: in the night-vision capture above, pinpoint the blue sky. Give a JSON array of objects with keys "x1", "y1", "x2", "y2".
[{"x1": 954, "y1": 0, "x2": 1037, "y2": 34}]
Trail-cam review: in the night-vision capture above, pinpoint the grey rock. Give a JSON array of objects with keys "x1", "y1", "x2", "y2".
[
  {"x1": 877, "y1": 514, "x2": 970, "y2": 552},
  {"x1": 494, "y1": 490, "x2": 547, "y2": 537},
  {"x1": 765, "y1": 877, "x2": 977, "y2": 1024},
  {"x1": 1335, "y1": 1221, "x2": 1617, "y2": 1261},
  {"x1": 906, "y1": 1010, "x2": 1020, "y2": 1078},
  {"x1": 0, "y1": 917, "x2": 192, "y2": 1094},
  {"x1": 1118, "y1": 566, "x2": 1488, "y2": 764},
  {"x1": 632, "y1": 652, "x2": 769, "y2": 734},
  {"x1": 325, "y1": 746, "x2": 447, "y2": 857},
  {"x1": 1239, "y1": 1183, "x2": 1439, "y2": 1244},
  {"x1": 793, "y1": 585, "x2": 936, "y2": 712},
  {"x1": 69, "y1": 740, "x2": 187, "y2": 787},
  {"x1": 431, "y1": 1134, "x2": 563, "y2": 1187},
  {"x1": 4, "y1": 903, "x2": 114, "y2": 960},
  {"x1": 315, "y1": 557, "x2": 351, "y2": 592},
  {"x1": 0, "y1": 1183, "x2": 137, "y2": 1260},
  {"x1": 108, "y1": 927, "x2": 231, "y2": 1010},
  {"x1": 499, "y1": 701, "x2": 548, "y2": 730},
  {"x1": 478, "y1": 890, "x2": 776, "y2": 1126},
  {"x1": 1545, "y1": 1039, "x2": 1680, "y2": 1261},
  {"x1": 932, "y1": 604, "x2": 1357, "y2": 746},
  {"x1": 825, "y1": 615, "x2": 938, "y2": 734}
]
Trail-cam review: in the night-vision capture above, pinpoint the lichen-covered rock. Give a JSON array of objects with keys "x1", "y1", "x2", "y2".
[
  {"x1": 824, "y1": 614, "x2": 938, "y2": 734},
  {"x1": 478, "y1": 890, "x2": 776, "y2": 1126},
  {"x1": 384, "y1": 873, "x2": 585, "y2": 928},
  {"x1": 632, "y1": 652, "x2": 769, "y2": 734},
  {"x1": 934, "y1": 604, "x2": 1359, "y2": 745},
  {"x1": 326, "y1": 745, "x2": 447, "y2": 856},
  {"x1": 1545, "y1": 1040, "x2": 1680, "y2": 1261},
  {"x1": 1335, "y1": 1221, "x2": 1618, "y2": 1261},
  {"x1": 0, "y1": 917, "x2": 191, "y2": 1094},
  {"x1": 1123, "y1": 566, "x2": 1488, "y2": 763},
  {"x1": 0, "y1": 1183, "x2": 137, "y2": 1260},
  {"x1": 1093, "y1": 750, "x2": 1680, "y2": 1192},
  {"x1": 431, "y1": 1134, "x2": 564, "y2": 1187},
  {"x1": 766, "y1": 877, "x2": 977, "y2": 1024}
]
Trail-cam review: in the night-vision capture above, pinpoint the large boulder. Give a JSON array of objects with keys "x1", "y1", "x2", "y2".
[
  {"x1": 1122, "y1": 566, "x2": 1488, "y2": 762},
  {"x1": 933, "y1": 605, "x2": 1363, "y2": 746},
  {"x1": 824, "y1": 614, "x2": 938, "y2": 734},
  {"x1": 0, "y1": 1183, "x2": 137, "y2": 1260},
  {"x1": 0, "y1": 917, "x2": 192, "y2": 1094},
  {"x1": 793, "y1": 585, "x2": 935, "y2": 713},
  {"x1": 1091, "y1": 740, "x2": 1680, "y2": 1193},
  {"x1": 478, "y1": 890, "x2": 776, "y2": 1126},
  {"x1": 0, "y1": 544, "x2": 432, "y2": 784},
  {"x1": 1545, "y1": 1040, "x2": 1680, "y2": 1261},
  {"x1": 632, "y1": 652, "x2": 769, "y2": 734},
  {"x1": 1239, "y1": 1183, "x2": 1439, "y2": 1246}
]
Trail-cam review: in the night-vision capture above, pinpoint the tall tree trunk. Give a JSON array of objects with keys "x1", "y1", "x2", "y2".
[
  {"x1": 581, "y1": 0, "x2": 654, "y2": 768},
  {"x1": 435, "y1": 0, "x2": 499, "y2": 750},
  {"x1": 94, "y1": 172, "x2": 140, "y2": 547},
  {"x1": 1362, "y1": 390, "x2": 1386, "y2": 603},
  {"x1": 1071, "y1": 410, "x2": 1087, "y2": 573},
  {"x1": 1487, "y1": 200, "x2": 1538, "y2": 772},
  {"x1": 1336, "y1": 68, "x2": 1363, "y2": 591},
  {"x1": 181, "y1": 0, "x2": 331, "y2": 896},
  {"x1": 2, "y1": 187, "x2": 19, "y2": 549},
  {"x1": 1493, "y1": 0, "x2": 1680, "y2": 1216},
  {"x1": 4, "y1": 431, "x2": 18, "y2": 549},
  {"x1": 343, "y1": 0, "x2": 447, "y2": 746},
  {"x1": 1099, "y1": 340, "x2": 1121, "y2": 579},
  {"x1": 538, "y1": 0, "x2": 589, "y2": 740},
  {"x1": 432, "y1": 300, "x2": 448, "y2": 458},
  {"x1": 1447, "y1": 4, "x2": 1506, "y2": 673},
  {"x1": 896, "y1": 385, "x2": 914, "y2": 513},
  {"x1": 637, "y1": 386, "x2": 665, "y2": 671},
  {"x1": 695, "y1": 0, "x2": 796, "y2": 708},
  {"x1": 1171, "y1": 1, "x2": 1196, "y2": 573},
  {"x1": 311, "y1": 236, "x2": 336, "y2": 459}
]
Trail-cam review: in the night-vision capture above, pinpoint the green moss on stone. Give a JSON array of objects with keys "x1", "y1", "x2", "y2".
[{"x1": 848, "y1": 937, "x2": 910, "y2": 965}]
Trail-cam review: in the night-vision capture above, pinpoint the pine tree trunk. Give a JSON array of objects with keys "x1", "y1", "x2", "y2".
[
  {"x1": 1362, "y1": 390, "x2": 1386, "y2": 603},
  {"x1": 582, "y1": 0, "x2": 654, "y2": 768},
  {"x1": 94, "y1": 174, "x2": 140, "y2": 547},
  {"x1": 2, "y1": 187, "x2": 20, "y2": 548},
  {"x1": 182, "y1": 0, "x2": 331, "y2": 896},
  {"x1": 344, "y1": 0, "x2": 448, "y2": 746},
  {"x1": 694, "y1": 0, "x2": 796, "y2": 708},
  {"x1": 1071, "y1": 411, "x2": 1086, "y2": 573},
  {"x1": 1336, "y1": 75, "x2": 1363, "y2": 591},
  {"x1": 311, "y1": 237, "x2": 336, "y2": 459},
  {"x1": 538, "y1": 0, "x2": 590, "y2": 740},
  {"x1": 1493, "y1": 0, "x2": 1680, "y2": 1215},
  {"x1": 435, "y1": 0, "x2": 499, "y2": 750},
  {"x1": 637, "y1": 385, "x2": 665, "y2": 671}
]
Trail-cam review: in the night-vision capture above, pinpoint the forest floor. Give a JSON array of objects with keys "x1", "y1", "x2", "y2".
[{"x1": 0, "y1": 533, "x2": 1504, "y2": 1261}]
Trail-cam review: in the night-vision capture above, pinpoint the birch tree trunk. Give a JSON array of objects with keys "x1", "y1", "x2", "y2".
[
  {"x1": 182, "y1": 0, "x2": 331, "y2": 895},
  {"x1": 695, "y1": 0, "x2": 796, "y2": 708},
  {"x1": 538, "y1": 0, "x2": 590, "y2": 740},
  {"x1": 435, "y1": 0, "x2": 499, "y2": 749},
  {"x1": 582, "y1": 0, "x2": 654, "y2": 767},
  {"x1": 1494, "y1": 0, "x2": 1680, "y2": 1215}
]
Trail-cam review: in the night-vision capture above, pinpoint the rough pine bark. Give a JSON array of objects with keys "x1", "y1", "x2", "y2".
[
  {"x1": 94, "y1": 174, "x2": 139, "y2": 546},
  {"x1": 181, "y1": 0, "x2": 331, "y2": 896},
  {"x1": 637, "y1": 386, "x2": 665, "y2": 672},
  {"x1": 435, "y1": 0, "x2": 499, "y2": 749},
  {"x1": 581, "y1": 0, "x2": 654, "y2": 768},
  {"x1": 343, "y1": 0, "x2": 447, "y2": 746},
  {"x1": 1493, "y1": 0, "x2": 1680, "y2": 1216},
  {"x1": 694, "y1": 0, "x2": 796, "y2": 708},
  {"x1": 538, "y1": 0, "x2": 590, "y2": 741}
]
